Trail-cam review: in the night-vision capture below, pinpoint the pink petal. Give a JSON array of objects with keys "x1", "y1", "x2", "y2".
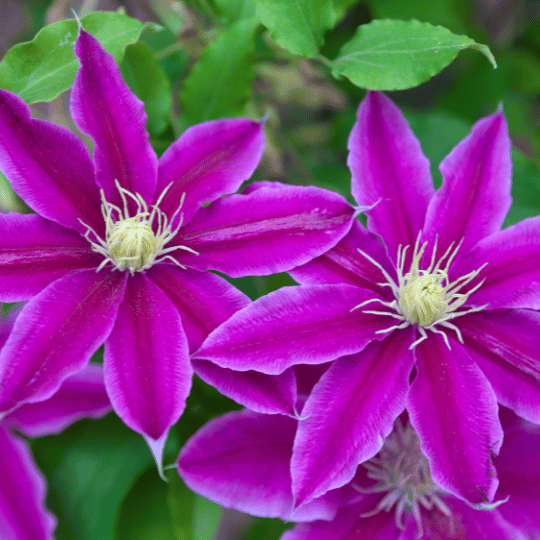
[
  {"x1": 282, "y1": 501, "x2": 400, "y2": 540},
  {"x1": 197, "y1": 284, "x2": 392, "y2": 374},
  {"x1": 0, "y1": 426, "x2": 56, "y2": 540},
  {"x1": 156, "y1": 118, "x2": 265, "y2": 226},
  {"x1": 192, "y1": 360, "x2": 297, "y2": 416},
  {"x1": 292, "y1": 329, "x2": 415, "y2": 507},
  {"x1": 407, "y1": 334, "x2": 502, "y2": 504},
  {"x1": 176, "y1": 183, "x2": 355, "y2": 277},
  {"x1": 453, "y1": 215, "x2": 540, "y2": 309},
  {"x1": 177, "y1": 410, "x2": 348, "y2": 522},
  {"x1": 104, "y1": 274, "x2": 192, "y2": 445},
  {"x1": 0, "y1": 270, "x2": 126, "y2": 413},
  {"x1": 459, "y1": 309, "x2": 540, "y2": 423},
  {"x1": 0, "y1": 89, "x2": 102, "y2": 235},
  {"x1": 423, "y1": 112, "x2": 511, "y2": 256},
  {"x1": 5, "y1": 364, "x2": 111, "y2": 437},
  {"x1": 348, "y1": 91, "x2": 434, "y2": 260},
  {"x1": 148, "y1": 265, "x2": 249, "y2": 352},
  {"x1": 0, "y1": 213, "x2": 102, "y2": 302},
  {"x1": 290, "y1": 219, "x2": 396, "y2": 295},
  {"x1": 71, "y1": 29, "x2": 157, "y2": 205}
]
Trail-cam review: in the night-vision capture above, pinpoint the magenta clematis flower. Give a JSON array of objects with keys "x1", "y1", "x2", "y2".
[
  {"x1": 0, "y1": 308, "x2": 111, "y2": 540},
  {"x1": 178, "y1": 407, "x2": 540, "y2": 540},
  {"x1": 0, "y1": 28, "x2": 355, "y2": 469},
  {"x1": 197, "y1": 91, "x2": 540, "y2": 507}
]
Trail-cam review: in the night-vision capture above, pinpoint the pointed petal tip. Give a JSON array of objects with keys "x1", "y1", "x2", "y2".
[{"x1": 145, "y1": 431, "x2": 169, "y2": 482}]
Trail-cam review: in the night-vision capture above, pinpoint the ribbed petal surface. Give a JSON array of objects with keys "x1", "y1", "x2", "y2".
[
  {"x1": 5, "y1": 364, "x2": 111, "y2": 437},
  {"x1": 0, "y1": 213, "x2": 102, "y2": 301},
  {"x1": 423, "y1": 112, "x2": 511, "y2": 256},
  {"x1": 197, "y1": 285, "x2": 391, "y2": 374},
  {"x1": 157, "y1": 118, "x2": 265, "y2": 227},
  {"x1": 71, "y1": 29, "x2": 157, "y2": 205},
  {"x1": 407, "y1": 334, "x2": 502, "y2": 504},
  {"x1": 292, "y1": 330, "x2": 415, "y2": 508},
  {"x1": 0, "y1": 270, "x2": 126, "y2": 413},
  {"x1": 459, "y1": 309, "x2": 540, "y2": 423},
  {"x1": 282, "y1": 501, "x2": 400, "y2": 540},
  {"x1": 176, "y1": 184, "x2": 355, "y2": 277},
  {"x1": 0, "y1": 89, "x2": 102, "y2": 234},
  {"x1": 177, "y1": 410, "x2": 348, "y2": 522},
  {"x1": 348, "y1": 91, "x2": 434, "y2": 259},
  {"x1": 290, "y1": 219, "x2": 396, "y2": 296},
  {"x1": 104, "y1": 274, "x2": 192, "y2": 442},
  {"x1": 148, "y1": 265, "x2": 249, "y2": 352},
  {"x1": 192, "y1": 360, "x2": 297, "y2": 416},
  {"x1": 453, "y1": 215, "x2": 540, "y2": 309},
  {"x1": 0, "y1": 426, "x2": 56, "y2": 540}
]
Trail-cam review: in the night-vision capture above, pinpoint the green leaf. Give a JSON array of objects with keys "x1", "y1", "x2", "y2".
[
  {"x1": 120, "y1": 41, "x2": 171, "y2": 136},
  {"x1": 115, "y1": 468, "x2": 177, "y2": 540},
  {"x1": 166, "y1": 473, "x2": 196, "y2": 540},
  {"x1": 215, "y1": 0, "x2": 256, "y2": 22},
  {"x1": 254, "y1": 0, "x2": 335, "y2": 57},
  {"x1": 149, "y1": 0, "x2": 184, "y2": 34},
  {"x1": 31, "y1": 414, "x2": 154, "y2": 540},
  {"x1": 180, "y1": 18, "x2": 257, "y2": 126},
  {"x1": 0, "y1": 11, "x2": 144, "y2": 103},
  {"x1": 193, "y1": 496, "x2": 223, "y2": 540},
  {"x1": 331, "y1": 19, "x2": 496, "y2": 90}
]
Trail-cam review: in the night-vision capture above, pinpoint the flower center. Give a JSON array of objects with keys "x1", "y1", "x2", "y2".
[
  {"x1": 352, "y1": 232, "x2": 488, "y2": 349},
  {"x1": 79, "y1": 180, "x2": 198, "y2": 275},
  {"x1": 354, "y1": 420, "x2": 450, "y2": 538}
]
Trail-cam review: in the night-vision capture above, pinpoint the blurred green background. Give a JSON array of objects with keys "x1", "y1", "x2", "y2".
[{"x1": 2, "y1": 0, "x2": 540, "y2": 538}]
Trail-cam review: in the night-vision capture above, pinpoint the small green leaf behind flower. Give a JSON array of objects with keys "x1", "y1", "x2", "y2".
[{"x1": 331, "y1": 19, "x2": 496, "y2": 90}]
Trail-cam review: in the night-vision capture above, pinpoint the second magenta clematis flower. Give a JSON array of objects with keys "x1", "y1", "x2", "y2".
[
  {"x1": 0, "y1": 28, "x2": 355, "y2": 469},
  {"x1": 198, "y1": 92, "x2": 540, "y2": 507}
]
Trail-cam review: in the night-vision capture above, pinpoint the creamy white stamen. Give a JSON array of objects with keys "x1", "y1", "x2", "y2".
[
  {"x1": 79, "y1": 180, "x2": 198, "y2": 275},
  {"x1": 351, "y1": 232, "x2": 488, "y2": 349}
]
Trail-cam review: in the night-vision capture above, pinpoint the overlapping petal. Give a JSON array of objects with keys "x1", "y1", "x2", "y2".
[
  {"x1": 292, "y1": 329, "x2": 415, "y2": 508},
  {"x1": 423, "y1": 112, "x2": 511, "y2": 256},
  {"x1": 0, "y1": 89, "x2": 102, "y2": 234},
  {"x1": 148, "y1": 265, "x2": 249, "y2": 352},
  {"x1": 290, "y1": 219, "x2": 396, "y2": 295},
  {"x1": 348, "y1": 91, "x2": 433, "y2": 259},
  {"x1": 0, "y1": 270, "x2": 126, "y2": 413},
  {"x1": 453, "y1": 216, "x2": 540, "y2": 309},
  {"x1": 176, "y1": 184, "x2": 355, "y2": 277},
  {"x1": 197, "y1": 285, "x2": 393, "y2": 374},
  {"x1": 0, "y1": 425, "x2": 56, "y2": 540},
  {"x1": 104, "y1": 274, "x2": 192, "y2": 446},
  {"x1": 282, "y1": 501, "x2": 400, "y2": 540},
  {"x1": 192, "y1": 360, "x2": 297, "y2": 416},
  {"x1": 407, "y1": 334, "x2": 502, "y2": 504},
  {"x1": 459, "y1": 309, "x2": 540, "y2": 423},
  {"x1": 0, "y1": 213, "x2": 103, "y2": 301},
  {"x1": 156, "y1": 118, "x2": 265, "y2": 226},
  {"x1": 71, "y1": 29, "x2": 157, "y2": 205},
  {"x1": 178, "y1": 410, "x2": 351, "y2": 522},
  {"x1": 5, "y1": 364, "x2": 111, "y2": 437}
]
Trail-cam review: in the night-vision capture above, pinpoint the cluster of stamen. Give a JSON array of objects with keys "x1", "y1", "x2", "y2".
[
  {"x1": 354, "y1": 420, "x2": 450, "y2": 538},
  {"x1": 351, "y1": 232, "x2": 488, "y2": 349},
  {"x1": 79, "y1": 180, "x2": 198, "y2": 275}
]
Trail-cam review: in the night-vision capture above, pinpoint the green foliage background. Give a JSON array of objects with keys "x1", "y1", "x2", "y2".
[{"x1": 1, "y1": 1, "x2": 540, "y2": 539}]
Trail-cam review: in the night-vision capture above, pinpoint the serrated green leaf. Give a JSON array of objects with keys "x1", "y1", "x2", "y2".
[
  {"x1": 331, "y1": 19, "x2": 496, "y2": 90},
  {"x1": 255, "y1": 0, "x2": 335, "y2": 57},
  {"x1": 120, "y1": 41, "x2": 171, "y2": 136},
  {"x1": 0, "y1": 11, "x2": 143, "y2": 103},
  {"x1": 114, "y1": 468, "x2": 177, "y2": 540},
  {"x1": 180, "y1": 18, "x2": 257, "y2": 126}
]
